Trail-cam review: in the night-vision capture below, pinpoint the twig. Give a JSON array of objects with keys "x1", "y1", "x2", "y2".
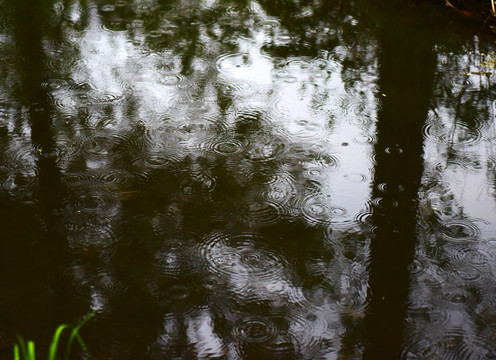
[{"x1": 445, "y1": 0, "x2": 471, "y2": 17}]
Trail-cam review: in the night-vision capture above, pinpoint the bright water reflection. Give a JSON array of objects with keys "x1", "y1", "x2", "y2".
[{"x1": 0, "y1": 0, "x2": 495, "y2": 358}]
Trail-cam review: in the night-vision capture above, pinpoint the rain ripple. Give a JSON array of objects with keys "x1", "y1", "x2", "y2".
[
  {"x1": 454, "y1": 265, "x2": 484, "y2": 282},
  {"x1": 63, "y1": 170, "x2": 136, "y2": 193},
  {"x1": 300, "y1": 193, "x2": 334, "y2": 225},
  {"x1": 157, "y1": 73, "x2": 188, "y2": 87},
  {"x1": 422, "y1": 120, "x2": 446, "y2": 143},
  {"x1": 408, "y1": 259, "x2": 425, "y2": 275},
  {"x1": 241, "y1": 201, "x2": 286, "y2": 225},
  {"x1": 439, "y1": 219, "x2": 481, "y2": 242},
  {"x1": 262, "y1": 173, "x2": 297, "y2": 204},
  {"x1": 199, "y1": 232, "x2": 287, "y2": 285},
  {"x1": 145, "y1": 151, "x2": 181, "y2": 169},
  {"x1": 451, "y1": 120, "x2": 484, "y2": 146},
  {"x1": 73, "y1": 134, "x2": 133, "y2": 158},
  {"x1": 64, "y1": 222, "x2": 116, "y2": 249},
  {"x1": 245, "y1": 131, "x2": 288, "y2": 163},
  {"x1": 154, "y1": 250, "x2": 198, "y2": 279},
  {"x1": 232, "y1": 317, "x2": 279, "y2": 343},
  {"x1": 98, "y1": 170, "x2": 135, "y2": 191},
  {"x1": 291, "y1": 310, "x2": 337, "y2": 357},
  {"x1": 403, "y1": 332, "x2": 496, "y2": 360},
  {"x1": 74, "y1": 193, "x2": 119, "y2": 216},
  {"x1": 451, "y1": 246, "x2": 496, "y2": 265},
  {"x1": 197, "y1": 136, "x2": 244, "y2": 156},
  {"x1": 335, "y1": 92, "x2": 371, "y2": 124},
  {"x1": 180, "y1": 173, "x2": 216, "y2": 195}
]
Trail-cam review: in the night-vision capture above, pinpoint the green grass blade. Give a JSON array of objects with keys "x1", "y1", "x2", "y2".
[
  {"x1": 47, "y1": 324, "x2": 70, "y2": 360},
  {"x1": 74, "y1": 333, "x2": 89, "y2": 354},
  {"x1": 27, "y1": 341, "x2": 35, "y2": 360},
  {"x1": 13, "y1": 344, "x2": 20, "y2": 360},
  {"x1": 14, "y1": 335, "x2": 36, "y2": 360},
  {"x1": 14, "y1": 312, "x2": 94, "y2": 360},
  {"x1": 63, "y1": 312, "x2": 95, "y2": 360},
  {"x1": 16, "y1": 336, "x2": 32, "y2": 360}
]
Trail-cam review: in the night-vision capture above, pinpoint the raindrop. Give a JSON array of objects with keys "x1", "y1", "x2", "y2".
[
  {"x1": 286, "y1": 119, "x2": 323, "y2": 140},
  {"x1": 94, "y1": 93, "x2": 125, "y2": 104},
  {"x1": 307, "y1": 147, "x2": 339, "y2": 168},
  {"x1": 451, "y1": 246, "x2": 495, "y2": 265},
  {"x1": 273, "y1": 69, "x2": 292, "y2": 79},
  {"x1": 384, "y1": 145, "x2": 403, "y2": 155},
  {"x1": 180, "y1": 173, "x2": 216, "y2": 195},
  {"x1": 306, "y1": 168, "x2": 322, "y2": 177},
  {"x1": 376, "y1": 182, "x2": 403, "y2": 194},
  {"x1": 487, "y1": 157, "x2": 496, "y2": 171},
  {"x1": 368, "y1": 197, "x2": 384, "y2": 208},
  {"x1": 232, "y1": 317, "x2": 278, "y2": 343},
  {"x1": 336, "y1": 93, "x2": 369, "y2": 118},
  {"x1": 3, "y1": 145, "x2": 36, "y2": 170},
  {"x1": 451, "y1": 121, "x2": 484, "y2": 146},
  {"x1": 66, "y1": 223, "x2": 116, "y2": 249},
  {"x1": 245, "y1": 132, "x2": 287, "y2": 162},
  {"x1": 454, "y1": 266, "x2": 484, "y2": 282},
  {"x1": 46, "y1": 54, "x2": 78, "y2": 74},
  {"x1": 154, "y1": 251, "x2": 197, "y2": 279},
  {"x1": 345, "y1": 174, "x2": 367, "y2": 182},
  {"x1": 263, "y1": 173, "x2": 296, "y2": 204},
  {"x1": 210, "y1": 138, "x2": 244, "y2": 155},
  {"x1": 354, "y1": 210, "x2": 374, "y2": 227},
  {"x1": 152, "y1": 280, "x2": 206, "y2": 310},
  {"x1": 0, "y1": 169, "x2": 37, "y2": 201},
  {"x1": 63, "y1": 173, "x2": 89, "y2": 185},
  {"x1": 337, "y1": 296, "x2": 366, "y2": 317},
  {"x1": 80, "y1": 134, "x2": 130, "y2": 156},
  {"x1": 241, "y1": 201, "x2": 286, "y2": 225},
  {"x1": 199, "y1": 232, "x2": 286, "y2": 283},
  {"x1": 353, "y1": 134, "x2": 375, "y2": 144},
  {"x1": 290, "y1": 310, "x2": 336, "y2": 355},
  {"x1": 422, "y1": 121, "x2": 445, "y2": 143},
  {"x1": 283, "y1": 76, "x2": 298, "y2": 83},
  {"x1": 440, "y1": 219, "x2": 480, "y2": 242},
  {"x1": 145, "y1": 152, "x2": 181, "y2": 169},
  {"x1": 98, "y1": 170, "x2": 134, "y2": 190},
  {"x1": 41, "y1": 78, "x2": 67, "y2": 90},
  {"x1": 222, "y1": 82, "x2": 253, "y2": 93},
  {"x1": 406, "y1": 332, "x2": 496, "y2": 360},
  {"x1": 100, "y1": 4, "x2": 115, "y2": 12},
  {"x1": 301, "y1": 193, "x2": 333, "y2": 225},
  {"x1": 260, "y1": 20, "x2": 279, "y2": 31},
  {"x1": 408, "y1": 259, "x2": 425, "y2": 275},
  {"x1": 158, "y1": 73, "x2": 187, "y2": 87},
  {"x1": 75, "y1": 194, "x2": 115, "y2": 213}
]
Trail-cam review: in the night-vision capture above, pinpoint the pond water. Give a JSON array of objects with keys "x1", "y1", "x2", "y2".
[{"x1": 1, "y1": 0, "x2": 496, "y2": 358}]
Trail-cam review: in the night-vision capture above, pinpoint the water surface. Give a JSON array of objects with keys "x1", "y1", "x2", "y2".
[{"x1": 0, "y1": 0, "x2": 495, "y2": 359}]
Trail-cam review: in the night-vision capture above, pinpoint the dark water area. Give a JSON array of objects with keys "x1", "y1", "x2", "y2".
[{"x1": 1, "y1": 0, "x2": 496, "y2": 358}]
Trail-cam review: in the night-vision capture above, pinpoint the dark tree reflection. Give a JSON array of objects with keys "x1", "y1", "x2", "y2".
[
  {"x1": 362, "y1": 1, "x2": 437, "y2": 359},
  {"x1": 0, "y1": 0, "x2": 89, "y2": 348}
]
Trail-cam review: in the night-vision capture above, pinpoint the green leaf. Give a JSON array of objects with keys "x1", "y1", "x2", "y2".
[
  {"x1": 47, "y1": 324, "x2": 70, "y2": 360},
  {"x1": 16, "y1": 336, "x2": 33, "y2": 360},
  {"x1": 13, "y1": 344, "x2": 20, "y2": 360},
  {"x1": 63, "y1": 312, "x2": 95, "y2": 360},
  {"x1": 27, "y1": 341, "x2": 35, "y2": 360}
]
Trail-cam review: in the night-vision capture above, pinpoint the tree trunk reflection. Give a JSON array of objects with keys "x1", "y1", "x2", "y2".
[{"x1": 363, "y1": 3, "x2": 437, "y2": 358}]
